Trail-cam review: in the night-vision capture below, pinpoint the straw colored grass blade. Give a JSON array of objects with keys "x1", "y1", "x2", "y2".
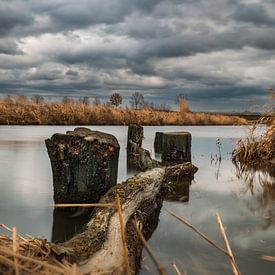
[
  {"x1": 215, "y1": 213, "x2": 240, "y2": 275},
  {"x1": 132, "y1": 219, "x2": 166, "y2": 275}
]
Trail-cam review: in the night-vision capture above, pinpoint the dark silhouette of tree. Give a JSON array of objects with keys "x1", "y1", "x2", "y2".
[
  {"x1": 130, "y1": 92, "x2": 144, "y2": 109},
  {"x1": 92, "y1": 97, "x2": 101, "y2": 106},
  {"x1": 110, "y1": 92, "x2": 122, "y2": 107},
  {"x1": 79, "y1": 96, "x2": 90, "y2": 106},
  {"x1": 31, "y1": 94, "x2": 45, "y2": 104},
  {"x1": 62, "y1": 96, "x2": 74, "y2": 104}
]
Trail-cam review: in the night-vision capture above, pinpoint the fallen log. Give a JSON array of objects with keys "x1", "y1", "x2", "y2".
[
  {"x1": 53, "y1": 163, "x2": 198, "y2": 274},
  {"x1": 0, "y1": 163, "x2": 198, "y2": 274}
]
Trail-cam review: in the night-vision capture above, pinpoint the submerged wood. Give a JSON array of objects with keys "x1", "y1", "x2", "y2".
[
  {"x1": 45, "y1": 127, "x2": 120, "y2": 203},
  {"x1": 127, "y1": 124, "x2": 159, "y2": 171},
  {"x1": 51, "y1": 163, "x2": 198, "y2": 274}
]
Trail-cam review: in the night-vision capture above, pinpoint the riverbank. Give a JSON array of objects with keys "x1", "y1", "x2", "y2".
[{"x1": 0, "y1": 99, "x2": 247, "y2": 125}]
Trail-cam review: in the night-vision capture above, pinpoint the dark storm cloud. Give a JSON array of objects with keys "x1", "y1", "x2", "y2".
[
  {"x1": 232, "y1": 2, "x2": 275, "y2": 26},
  {"x1": 16, "y1": 0, "x2": 169, "y2": 36},
  {"x1": 0, "y1": 0, "x2": 274, "y2": 111},
  {"x1": 65, "y1": 70, "x2": 79, "y2": 77},
  {"x1": 0, "y1": 1, "x2": 33, "y2": 36}
]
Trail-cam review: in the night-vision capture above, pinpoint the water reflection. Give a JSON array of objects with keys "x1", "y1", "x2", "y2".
[
  {"x1": 234, "y1": 162, "x2": 275, "y2": 229},
  {"x1": 163, "y1": 176, "x2": 192, "y2": 203},
  {"x1": 2, "y1": 125, "x2": 275, "y2": 275},
  {"x1": 51, "y1": 208, "x2": 92, "y2": 243}
]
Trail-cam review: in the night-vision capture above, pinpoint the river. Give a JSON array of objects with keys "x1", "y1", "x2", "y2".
[{"x1": 0, "y1": 125, "x2": 274, "y2": 274}]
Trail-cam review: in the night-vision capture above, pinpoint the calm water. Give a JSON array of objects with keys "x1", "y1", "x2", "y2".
[{"x1": 0, "y1": 126, "x2": 274, "y2": 274}]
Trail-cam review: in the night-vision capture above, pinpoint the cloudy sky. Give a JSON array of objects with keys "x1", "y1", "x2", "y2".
[{"x1": 0, "y1": 0, "x2": 275, "y2": 111}]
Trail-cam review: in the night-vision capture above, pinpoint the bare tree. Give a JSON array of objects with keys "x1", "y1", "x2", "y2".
[
  {"x1": 79, "y1": 96, "x2": 90, "y2": 106},
  {"x1": 110, "y1": 92, "x2": 122, "y2": 107},
  {"x1": 62, "y1": 96, "x2": 74, "y2": 104},
  {"x1": 175, "y1": 94, "x2": 190, "y2": 113},
  {"x1": 130, "y1": 92, "x2": 145, "y2": 109},
  {"x1": 31, "y1": 94, "x2": 45, "y2": 104},
  {"x1": 92, "y1": 97, "x2": 101, "y2": 106}
]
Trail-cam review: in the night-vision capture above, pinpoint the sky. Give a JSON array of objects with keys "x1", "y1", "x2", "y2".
[{"x1": 0, "y1": 0, "x2": 275, "y2": 111}]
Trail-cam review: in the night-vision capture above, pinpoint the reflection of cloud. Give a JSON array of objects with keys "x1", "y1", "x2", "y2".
[
  {"x1": 234, "y1": 162, "x2": 275, "y2": 230},
  {"x1": 0, "y1": 141, "x2": 52, "y2": 206}
]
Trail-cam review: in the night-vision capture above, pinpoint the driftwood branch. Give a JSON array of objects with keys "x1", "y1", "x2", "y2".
[{"x1": 51, "y1": 163, "x2": 198, "y2": 274}]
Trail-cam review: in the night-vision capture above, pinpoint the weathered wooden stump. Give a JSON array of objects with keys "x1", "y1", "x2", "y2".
[
  {"x1": 127, "y1": 124, "x2": 159, "y2": 171},
  {"x1": 127, "y1": 124, "x2": 143, "y2": 152},
  {"x1": 154, "y1": 132, "x2": 163, "y2": 154},
  {"x1": 45, "y1": 127, "x2": 120, "y2": 204},
  {"x1": 155, "y1": 132, "x2": 191, "y2": 165}
]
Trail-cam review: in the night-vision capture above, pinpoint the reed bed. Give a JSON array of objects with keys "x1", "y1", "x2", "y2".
[
  {"x1": 233, "y1": 87, "x2": 275, "y2": 165},
  {"x1": 232, "y1": 116, "x2": 275, "y2": 165},
  {"x1": 0, "y1": 97, "x2": 247, "y2": 126}
]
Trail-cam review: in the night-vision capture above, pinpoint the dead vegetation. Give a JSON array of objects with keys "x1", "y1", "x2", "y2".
[
  {"x1": 232, "y1": 113, "x2": 274, "y2": 165},
  {"x1": 0, "y1": 224, "x2": 75, "y2": 275},
  {"x1": 0, "y1": 96, "x2": 247, "y2": 126},
  {"x1": 232, "y1": 120, "x2": 274, "y2": 165}
]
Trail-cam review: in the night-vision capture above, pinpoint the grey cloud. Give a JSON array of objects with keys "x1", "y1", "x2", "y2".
[
  {"x1": 27, "y1": 69, "x2": 63, "y2": 81},
  {"x1": 65, "y1": 70, "x2": 79, "y2": 77},
  {"x1": 0, "y1": 0, "x2": 274, "y2": 111},
  {"x1": 0, "y1": 39, "x2": 21, "y2": 55},
  {"x1": 0, "y1": 1, "x2": 33, "y2": 36},
  {"x1": 26, "y1": 0, "x2": 166, "y2": 35},
  {"x1": 232, "y1": 3, "x2": 275, "y2": 26}
]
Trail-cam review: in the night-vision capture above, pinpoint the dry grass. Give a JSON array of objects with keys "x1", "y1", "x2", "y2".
[
  {"x1": 232, "y1": 116, "x2": 275, "y2": 165},
  {"x1": 0, "y1": 97, "x2": 247, "y2": 125},
  {"x1": 233, "y1": 87, "x2": 275, "y2": 165},
  {"x1": 0, "y1": 224, "x2": 74, "y2": 275}
]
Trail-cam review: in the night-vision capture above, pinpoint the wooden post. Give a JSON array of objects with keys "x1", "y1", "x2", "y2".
[
  {"x1": 45, "y1": 127, "x2": 120, "y2": 204},
  {"x1": 127, "y1": 124, "x2": 159, "y2": 171},
  {"x1": 127, "y1": 124, "x2": 143, "y2": 152},
  {"x1": 154, "y1": 132, "x2": 164, "y2": 154},
  {"x1": 160, "y1": 132, "x2": 192, "y2": 165}
]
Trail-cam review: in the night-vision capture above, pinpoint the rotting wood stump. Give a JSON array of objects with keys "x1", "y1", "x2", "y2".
[
  {"x1": 154, "y1": 132, "x2": 163, "y2": 154},
  {"x1": 45, "y1": 127, "x2": 120, "y2": 204},
  {"x1": 127, "y1": 124, "x2": 159, "y2": 171},
  {"x1": 154, "y1": 131, "x2": 192, "y2": 165}
]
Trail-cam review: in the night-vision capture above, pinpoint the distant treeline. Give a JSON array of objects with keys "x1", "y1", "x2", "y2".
[
  {"x1": 0, "y1": 93, "x2": 247, "y2": 125},
  {"x1": 3, "y1": 92, "x2": 173, "y2": 112}
]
